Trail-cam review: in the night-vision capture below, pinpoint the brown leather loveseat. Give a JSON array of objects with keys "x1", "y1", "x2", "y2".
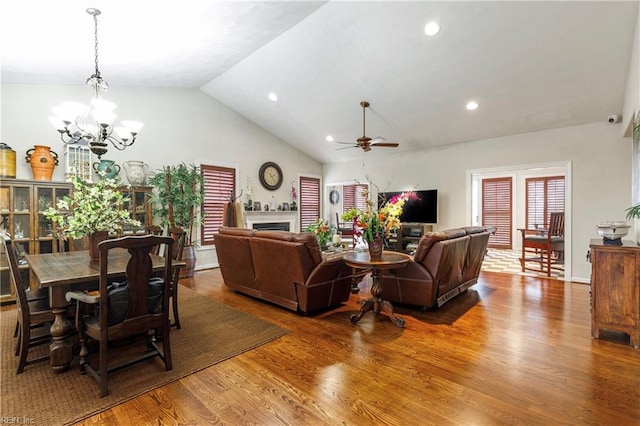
[
  {"x1": 214, "y1": 227, "x2": 353, "y2": 313},
  {"x1": 380, "y1": 226, "x2": 491, "y2": 309}
]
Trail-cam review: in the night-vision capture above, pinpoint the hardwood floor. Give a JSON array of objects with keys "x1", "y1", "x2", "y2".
[{"x1": 74, "y1": 269, "x2": 640, "y2": 425}]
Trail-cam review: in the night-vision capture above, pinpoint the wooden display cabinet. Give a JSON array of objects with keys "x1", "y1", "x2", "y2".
[
  {"x1": 589, "y1": 238, "x2": 640, "y2": 348},
  {"x1": 0, "y1": 179, "x2": 72, "y2": 304},
  {"x1": 119, "y1": 186, "x2": 152, "y2": 235}
]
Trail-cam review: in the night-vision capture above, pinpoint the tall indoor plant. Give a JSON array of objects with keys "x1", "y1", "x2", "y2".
[
  {"x1": 44, "y1": 175, "x2": 141, "y2": 258},
  {"x1": 149, "y1": 163, "x2": 205, "y2": 277}
]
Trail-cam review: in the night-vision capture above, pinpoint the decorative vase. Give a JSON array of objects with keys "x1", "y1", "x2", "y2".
[
  {"x1": 87, "y1": 231, "x2": 109, "y2": 259},
  {"x1": 25, "y1": 145, "x2": 58, "y2": 181},
  {"x1": 123, "y1": 161, "x2": 150, "y2": 186},
  {"x1": 368, "y1": 237, "x2": 384, "y2": 260},
  {"x1": 93, "y1": 159, "x2": 121, "y2": 180},
  {"x1": 0, "y1": 143, "x2": 17, "y2": 178},
  {"x1": 180, "y1": 245, "x2": 197, "y2": 278}
]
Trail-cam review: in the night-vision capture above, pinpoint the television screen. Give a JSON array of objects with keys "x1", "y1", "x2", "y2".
[{"x1": 378, "y1": 189, "x2": 438, "y2": 224}]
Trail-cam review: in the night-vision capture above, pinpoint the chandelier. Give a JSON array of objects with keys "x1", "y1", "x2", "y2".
[{"x1": 49, "y1": 8, "x2": 142, "y2": 159}]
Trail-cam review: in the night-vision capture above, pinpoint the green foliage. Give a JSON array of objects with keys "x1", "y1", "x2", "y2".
[
  {"x1": 626, "y1": 204, "x2": 640, "y2": 221},
  {"x1": 44, "y1": 175, "x2": 140, "y2": 239},
  {"x1": 304, "y1": 218, "x2": 333, "y2": 249},
  {"x1": 148, "y1": 163, "x2": 205, "y2": 246}
]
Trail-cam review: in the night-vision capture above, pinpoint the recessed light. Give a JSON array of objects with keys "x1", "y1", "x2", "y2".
[
  {"x1": 466, "y1": 101, "x2": 479, "y2": 111},
  {"x1": 268, "y1": 93, "x2": 278, "y2": 102},
  {"x1": 424, "y1": 21, "x2": 440, "y2": 36},
  {"x1": 325, "y1": 135, "x2": 334, "y2": 142}
]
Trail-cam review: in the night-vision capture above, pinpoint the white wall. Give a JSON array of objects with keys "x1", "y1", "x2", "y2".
[
  {"x1": 1, "y1": 84, "x2": 322, "y2": 268},
  {"x1": 323, "y1": 122, "x2": 631, "y2": 282}
]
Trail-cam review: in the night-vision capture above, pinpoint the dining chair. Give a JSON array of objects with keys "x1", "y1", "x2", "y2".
[
  {"x1": 65, "y1": 234, "x2": 174, "y2": 397},
  {"x1": 146, "y1": 224, "x2": 163, "y2": 255},
  {"x1": 1, "y1": 233, "x2": 55, "y2": 374},
  {"x1": 519, "y1": 212, "x2": 565, "y2": 277},
  {"x1": 168, "y1": 226, "x2": 186, "y2": 329}
]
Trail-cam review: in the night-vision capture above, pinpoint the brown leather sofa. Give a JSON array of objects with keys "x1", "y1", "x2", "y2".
[
  {"x1": 380, "y1": 226, "x2": 491, "y2": 309},
  {"x1": 214, "y1": 227, "x2": 353, "y2": 313}
]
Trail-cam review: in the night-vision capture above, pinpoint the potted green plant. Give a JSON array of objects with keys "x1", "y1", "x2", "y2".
[
  {"x1": 148, "y1": 163, "x2": 205, "y2": 277},
  {"x1": 44, "y1": 175, "x2": 141, "y2": 258}
]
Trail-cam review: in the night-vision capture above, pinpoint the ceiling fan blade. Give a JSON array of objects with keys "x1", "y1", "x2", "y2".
[
  {"x1": 336, "y1": 145, "x2": 358, "y2": 151},
  {"x1": 371, "y1": 142, "x2": 399, "y2": 148},
  {"x1": 369, "y1": 136, "x2": 386, "y2": 144},
  {"x1": 335, "y1": 141, "x2": 355, "y2": 145}
]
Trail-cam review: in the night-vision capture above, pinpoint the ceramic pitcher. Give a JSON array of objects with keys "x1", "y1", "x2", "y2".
[
  {"x1": 123, "y1": 161, "x2": 149, "y2": 186},
  {"x1": 92, "y1": 159, "x2": 121, "y2": 180}
]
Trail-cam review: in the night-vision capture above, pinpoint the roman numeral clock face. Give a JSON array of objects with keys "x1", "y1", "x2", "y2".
[{"x1": 259, "y1": 162, "x2": 283, "y2": 190}]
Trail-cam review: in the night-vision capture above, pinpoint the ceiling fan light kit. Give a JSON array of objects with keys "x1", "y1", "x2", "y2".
[{"x1": 336, "y1": 101, "x2": 399, "y2": 152}]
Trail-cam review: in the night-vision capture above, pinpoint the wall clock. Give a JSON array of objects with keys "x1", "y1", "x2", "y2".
[
  {"x1": 259, "y1": 161, "x2": 283, "y2": 190},
  {"x1": 329, "y1": 189, "x2": 340, "y2": 205}
]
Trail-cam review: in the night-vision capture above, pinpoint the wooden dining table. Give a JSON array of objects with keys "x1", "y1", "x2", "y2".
[{"x1": 25, "y1": 248, "x2": 185, "y2": 373}]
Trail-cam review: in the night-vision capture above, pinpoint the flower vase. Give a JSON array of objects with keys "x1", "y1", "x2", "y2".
[
  {"x1": 87, "y1": 231, "x2": 109, "y2": 259},
  {"x1": 368, "y1": 237, "x2": 384, "y2": 260}
]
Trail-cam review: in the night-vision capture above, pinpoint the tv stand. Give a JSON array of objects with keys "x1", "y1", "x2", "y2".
[{"x1": 389, "y1": 223, "x2": 433, "y2": 253}]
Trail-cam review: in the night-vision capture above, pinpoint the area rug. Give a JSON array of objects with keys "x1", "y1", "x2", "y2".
[{"x1": 0, "y1": 286, "x2": 290, "y2": 425}]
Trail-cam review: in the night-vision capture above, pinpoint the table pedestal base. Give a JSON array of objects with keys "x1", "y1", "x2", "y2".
[
  {"x1": 49, "y1": 307, "x2": 73, "y2": 373},
  {"x1": 350, "y1": 269, "x2": 405, "y2": 328},
  {"x1": 350, "y1": 298, "x2": 405, "y2": 328}
]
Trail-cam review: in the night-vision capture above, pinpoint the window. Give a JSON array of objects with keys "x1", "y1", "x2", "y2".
[
  {"x1": 299, "y1": 176, "x2": 320, "y2": 230},
  {"x1": 525, "y1": 176, "x2": 565, "y2": 229},
  {"x1": 482, "y1": 177, "x2": 512, "y2": 249},
  {"x1": 343, "y1": 183, "x2": 368, "y2": 212},
  {"x1": 201, "y1": 164, "x2": 236, "y2": 246}
]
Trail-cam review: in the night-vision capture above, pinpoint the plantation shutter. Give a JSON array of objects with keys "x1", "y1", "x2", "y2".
[
  {"x1": 299, "y1": 176, "x2": 320, "y2": 230},
  {"x1": 482, "y1": 177, "x2": 512, "y2": 249},
  {"x1": 343, "y1": 183, "x2": 368, "y2": 212},
  {"x1": 526, "y1": 176, "x2": 564, "y2": 229},
  {"x1": 201, "y1": 164, "x2": 236, "y2": 246}
]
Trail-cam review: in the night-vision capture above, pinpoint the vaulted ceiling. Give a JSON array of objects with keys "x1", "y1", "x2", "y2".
[{"x1": 2, "y1": 1, "x2": 638, "y2": 163}]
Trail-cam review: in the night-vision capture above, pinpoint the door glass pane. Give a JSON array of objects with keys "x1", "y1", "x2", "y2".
[
  {"x1": 39, "y1": 240, "x2": 53, "y2": 254},
  {"x1": 14, "y1": 187, "x2": 30, "y2": 212},
  {"x1": 14, "y1": 215, "x2": 30, "y2": 240},
  {"x1": 39, "y1": 214, "x2": 53, "y2": 238},
  {"x1": 37, "y1": 188, "x2": 53, "y2": 212},
  {"x1": 14, "y1": 241, "x2": 29, "y2": 265}
]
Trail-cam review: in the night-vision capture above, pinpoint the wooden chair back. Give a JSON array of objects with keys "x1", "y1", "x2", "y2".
[
  {"x1": 1, "y1": 233, "x2": 30, "y2": 330},
  {"x1": 548, "y1": 212, "x2": 565, "y2": 237},
  {"x1": 146, "y1": 225, "x2": 163, "y2": 255},
  {"x1": 168, "y1": 227, "x2": 186, "y2": 329}
]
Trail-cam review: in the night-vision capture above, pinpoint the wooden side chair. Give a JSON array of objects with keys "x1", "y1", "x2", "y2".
[
  {"x1": 168, "y1": 226, "x2": 186, "y2": 329},
  {"x1": 1, "y1": 233, "x2": 55, "y2": 374},
  {"x1": 519, "y1": 212, "x2": 565, "y2": 277},
  {"x1": 66, "y1": 234, "x2": 174, "y2": 397}
]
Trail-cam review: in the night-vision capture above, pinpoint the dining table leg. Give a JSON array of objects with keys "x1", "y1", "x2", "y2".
[{"x1": 49, "y1": 286, "x2": 73, "y2": 372}]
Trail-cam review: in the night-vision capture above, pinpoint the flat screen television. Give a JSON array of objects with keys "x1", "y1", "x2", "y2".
[{"x1": 378, "y1": 189, "x2": 438, "y2": 224}]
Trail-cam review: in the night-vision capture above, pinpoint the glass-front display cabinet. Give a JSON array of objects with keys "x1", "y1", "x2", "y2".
[{"x1": 0, "y1": 180, "x2": 71, "y2": 303}]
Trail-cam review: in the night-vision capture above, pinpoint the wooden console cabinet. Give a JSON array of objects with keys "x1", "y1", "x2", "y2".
[{"x1": 589, "y1": 238, "x2": 640, "y2": 348}]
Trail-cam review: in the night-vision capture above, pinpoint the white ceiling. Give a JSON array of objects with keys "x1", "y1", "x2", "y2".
[{"x1": 2, "y1": 1, "x2": 638, "y2": 164}]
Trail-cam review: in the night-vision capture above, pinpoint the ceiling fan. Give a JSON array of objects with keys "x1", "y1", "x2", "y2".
[{"x1": 336, "y1": 101, "x2": 399, "y2": 152}]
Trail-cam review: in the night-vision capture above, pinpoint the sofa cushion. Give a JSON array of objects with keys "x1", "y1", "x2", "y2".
[
  {"x1": 463, "y1": 226, "x2": 485, "y2": 235},
  {"x1": 414, "y1": 232, "x2": 447, "y2": 263}
]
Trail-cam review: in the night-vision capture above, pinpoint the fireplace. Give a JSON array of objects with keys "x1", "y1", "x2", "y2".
[
  {"x1": 244, "y1": 211, "x2": 298, "y2": 233},
  {"x1": 253, "y1": 222, "x2": 290, "y2": 231}
]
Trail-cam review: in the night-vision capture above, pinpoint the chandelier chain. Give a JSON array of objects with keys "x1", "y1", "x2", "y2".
[{"x1": 93, "y1": 13, "x2": 100, "y2": 78}]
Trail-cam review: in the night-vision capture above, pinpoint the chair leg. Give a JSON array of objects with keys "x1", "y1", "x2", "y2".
[
  {"x1": 16, "y1": 323, "x2": 30, "y2": 374},
  {"x1": 162, "y1": 324, "x2": 173, "y2": 371},
  {"x1": 172, "y1": 284, "x2": 180, "y2": 329},
  {"x1": 99, "y1": 340, "x2": 108, "y2": 397},
  {"x1": 13, "y1": 321, "x2": 19, "y2": 338},
  {"x1": 14, "y1": 324, "x2": 22, "y2": 356}
]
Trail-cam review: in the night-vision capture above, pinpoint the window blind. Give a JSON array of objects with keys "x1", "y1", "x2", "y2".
[
  {"x1": 201, "y1": 164, "x2": 236, "y2": 245},
  {"x1": 482, "y1": 177, "x2": 512, "y2": 249},
  {"x1": 343, "y1": 183, "x2": 368, "y2": 212},
  {"x1": 525, "y1": 176, "x2": 565, "y2": 229},
  {"x1": 299, "y1": 176, "x2": 320, "y2": 230}
]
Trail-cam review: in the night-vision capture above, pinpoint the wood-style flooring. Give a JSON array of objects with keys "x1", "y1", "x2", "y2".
[{"x1": 69, "y1": 269, "x2": 640, "y2": 425}]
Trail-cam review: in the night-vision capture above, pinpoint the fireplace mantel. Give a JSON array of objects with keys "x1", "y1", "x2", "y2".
[{"x1": 244, "y1": 211, "x2": 298, "y2": 233}]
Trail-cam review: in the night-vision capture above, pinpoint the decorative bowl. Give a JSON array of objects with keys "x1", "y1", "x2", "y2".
[{"x1": 596, "y1": 221, "x2": 631, "y2": 240}]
